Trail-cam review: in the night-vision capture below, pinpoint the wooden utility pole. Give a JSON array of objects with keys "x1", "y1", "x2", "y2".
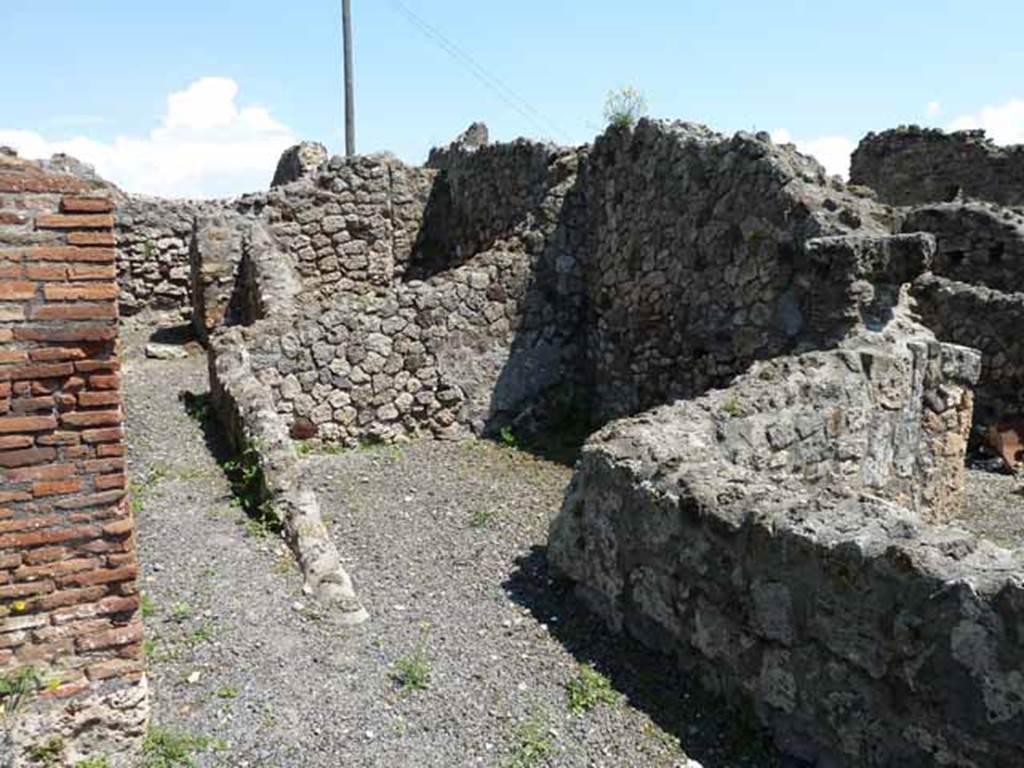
[{"x1": 343, "y1": 0, "x2": 356, "y2": 156}]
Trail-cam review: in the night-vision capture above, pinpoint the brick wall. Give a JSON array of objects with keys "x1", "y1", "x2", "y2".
[{"x1": 0, "y1": 153, "x2": 147, "y2": 766}]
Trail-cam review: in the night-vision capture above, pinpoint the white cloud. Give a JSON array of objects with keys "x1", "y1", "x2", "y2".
[
  {"x1": 927, "y1": 100, "x2": 942, "y2": 117},
  {"x1": 771, "y1": 129, "x2": 856, "y2": 179},
  {"x1": 0, "y1": 77, "x2": 297, "y2": 198},
  {"x1": 948, "y1": 97, "x2": 1024, "y2": 145}
]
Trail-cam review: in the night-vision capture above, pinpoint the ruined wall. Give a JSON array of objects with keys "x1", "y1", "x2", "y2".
[
  {"x1": 114, "y1": 196, "x2": 220, "y2": 317},
  {"x1": 547, "y1": 273, "x2": 1011, "y2": 765},
  {"x1": 254, "y1": 155, "x2": 436, "y2": 299},
  {"x1": 0, "y1": 154, "x2": 146, "y2": 766},
  {"x1": 851, "y1": 126, "x2": 1024, "y2": 207},
  {"x1": 901, "y1": 203, "x2": 1024, "y2": 418},
  {"x1": 913, "y1": 273, "x2": 1024, "y2": 419},
  {"x1": 237, "y1": 140, "x2": 586, "y2": 444},
  {"x1": 211, "y1": 121, "x2": 939, "y2": 446},
  {"x1": 579, "y1": 122, "x2": 897, "y2": 421}
]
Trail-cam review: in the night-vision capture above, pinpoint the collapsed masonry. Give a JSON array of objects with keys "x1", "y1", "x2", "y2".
[{"x1": 0, "y1": 153, "x2": 146, "y2": 767}]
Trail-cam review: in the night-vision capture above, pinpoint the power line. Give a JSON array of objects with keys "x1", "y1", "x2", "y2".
[{"x1": 386, "y1": 0, "x2": 567, "y2": 142}]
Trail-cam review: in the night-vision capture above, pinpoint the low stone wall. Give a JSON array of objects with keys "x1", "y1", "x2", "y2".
[
  {"x1": 547, "y1": 315, "x2": 1024, "y2": 766},
  {"x1": 0, "y1": 154, "x2": 147, "y2": 767},
  {"x1": 851, "y1": 126, "x2": 1024, "y2": 207},
  {"x1": 206, "y1": 225, "x2": 367, "y2": 623}
]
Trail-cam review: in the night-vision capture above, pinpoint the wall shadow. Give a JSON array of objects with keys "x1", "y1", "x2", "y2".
[{"x1": 502, "y1": 546, "x2": 800, "y2": 768}]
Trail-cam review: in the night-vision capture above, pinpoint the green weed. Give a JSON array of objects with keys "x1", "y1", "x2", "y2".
[{"x1": 565, "y1": 663, "x2": 619, "y2": 714}]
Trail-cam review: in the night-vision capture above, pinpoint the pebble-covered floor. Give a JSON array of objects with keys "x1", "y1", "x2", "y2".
[{"x1": 124, "y1": 321, "x2": 783, "y2": 768}]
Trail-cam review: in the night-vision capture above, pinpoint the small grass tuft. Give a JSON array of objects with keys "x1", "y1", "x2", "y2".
[
  {"x1": 142, "y1": 726, "x2": 215, "y2": 768},
  {"x1": 391, "y1": 622, "x2": 432, "y2": 695},
  {"x1": 565, "y1": 663, "x2": 619, "y2": 714},
  {"x1": 75, "y1": 757, "x2": 111, "y2": 768},
  {"x1": 508, "y1": 713, "x2": 554, "y2": 768}
]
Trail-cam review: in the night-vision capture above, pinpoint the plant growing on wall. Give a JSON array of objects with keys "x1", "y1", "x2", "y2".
[{"x1": 603, "y1": 87, "x2": 648, "y2": 129}]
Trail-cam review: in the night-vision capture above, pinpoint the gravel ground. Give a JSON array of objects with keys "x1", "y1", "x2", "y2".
[
  {"x1": 122, "y1": 318, "x2": 1024, "y2": 768},
  {"x1": 962, "y1": 464, "x2": 1024, "y2": 548},
  {"x1": 123, "y1": 319, "x2": 784, "y2": 768}
]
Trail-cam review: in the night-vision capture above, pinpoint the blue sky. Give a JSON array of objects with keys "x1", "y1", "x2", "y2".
[{"x1": 2, "y1": 0, "x2": 1023, "y2": 197}]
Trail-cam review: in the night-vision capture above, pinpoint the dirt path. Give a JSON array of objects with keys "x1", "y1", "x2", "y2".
[{"x1": 124, "y1": 320, "x2": 781, "y2": 768}]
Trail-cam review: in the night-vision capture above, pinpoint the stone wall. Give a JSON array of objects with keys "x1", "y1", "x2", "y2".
[
  {"x1": 254, "y1": 155, "x2": 436, "y2": 299},
  {"x1": 546, "y1": 273, "x2": 1017, "y2": 765},
  {"x1": 211, "y1": 132, "x2": 588, "y2": 445},
  {"x1": 913, "y1": 273, "x2": 1024, "y2": 420},
  {"x1": 114, "y1": 196, "x2": 221, "y2": 317},
  {"x1": 899, "y1": 203, "x2": 1024, "y2": 419},
  {"x1": 0, "y1": 153, "x2": 147, "y2": 767},
  {"x1": 579, "y1": 122, "x2": 895, "y2": 421},
  {"x1": 851, "y1": 126, "x2": 1024, "y2": 207},
  {"x1": 210, "y1": 121, "x2": 925, "y2": 446}
]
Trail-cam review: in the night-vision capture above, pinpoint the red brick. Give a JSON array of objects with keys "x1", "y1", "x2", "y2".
[
  {"x1": 59, "y1": 563, "x2": 137, "y2": 589},
  {"x1": 95, "y1": 444, "x2": 125, "y2": 458},
  {"x1": 86, "y1": 373, "x2": 121, "y2": 389},
  {"x1": 15, "y1": 558, "x2": 100, "y2": 583},
  {"x1": 14, "y1": 325, "x2": 117, "y2": 343},
  {"x1": 0, "y1": 211, "x2": 27, "y2": 225},
  {"x1": 25, "y1": 264, "x2": 67, "y2": 281},
  {"x1": 83, "y1": 458, "x2": 124, "y2": 473},
  {"x1": 24, "y1": 246, "x2": 115, "y2": 263},
  {"x1": 0, "y1": 362, "x2": 74, "y2": 381},
  {"x1": 60, "y1": 410, "x2": 121, "y2": 428},
  {"x1": 75, "y1": 619, "x2": 142, "y2": 652},
  {"x1": 0, "y1": 172, "x2": 91, "y2": 194},
  {"x1": 61, "y1": 196, "x2": 114, "y2": 213},
  {"x1": 0, "y1": 525, "x2": 99, "y2": 550},
  {"x1": 0, "y1": 580, "x2": 54, "y2": 599},
  {"x1": 95, "y1": 473, "x2": 126, "y2": 491},
  {"x1": 0, "y1": 415, "x2": 57, "y2": 433},
  {"x1": 0, "y1": 350, "x2": 28, "y2": 364},
  {"x1": 0, "y1": 490, "x2": 31, "y2": 504},
  {"x1": 43, "y1": 283, "x2": 118, "y2": 301},
  {"x1": 63, "y1": 446, "x2": 90, "y2": 459},
  {"x1": 0, "y1": 553, "x2": 21, "y2": 569},
  {"x1": 81, "y1": 427, "x2": 123, "y2": 444},
  {"x1": 102, "y1": 518, "x2": 133, "y2": 537},
  {"x1": 36, "y1": 432, "x2": 79, "y2": 447},
  {"x1": 67, "y1": 232, "x2": 115, "y2": 247},
  {"x1": 77, "y1": 391, "x2": 120, "y2": 407},
  {"x1": 0, "y1": 282, "x2": 35, "y2": 300},
  {"x1": 0, "y1": 263, "x2": 22, "y2": 279},
  {"x1": 69, "y1": 264, "x2": 117, "y2": 280},
  {"x1": 16, "y1": 640, "x2": 72, "y2": 663},
  {"x1": 10, "y1": 396, "x2": 55, "y2": 414},
  {"x1": 77, "y1": 363, "x2": 120, "y2": 377},
  {"x1": 0, "y1": 515, "x2": 61, "y2": 534},
  {"x1": 0, "y1": 307, "x2": 25, "y2": 324},
  {"x1": 36, "y1": 585, "x2": 105, "y2": 611},
  {"x1": 54, "y1": 490, "x2": 123, "y2": 510},
  {"x1": 32, "y1": 477, "x2": 83, "y2": 497},
  {"x1": 87, "y1": 658, "x2": 143, "y2": 681},
  {"x1": 5, "y1": 463, "x2": 75, "y2": 482},
  {"x1": 32, "y1": 303, "x2": 117, "y2": 321},
  {"x1": 22, "y1": 547, "x2": 66, "y2": 566},
  {"x1": 36, "y1": 213, "x2": 114, "y2": 230},
  {"x1": 29, "y1": 347, "x2": 87, "y2": 362}
]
